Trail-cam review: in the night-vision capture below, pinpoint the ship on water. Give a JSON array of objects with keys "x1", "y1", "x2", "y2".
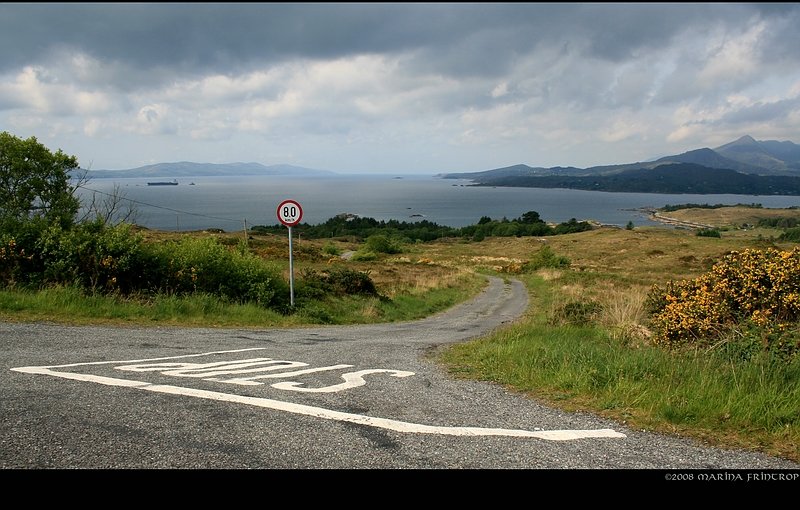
[{"x1": 147, "y1": 179, "x2": 178, "y2": 186}]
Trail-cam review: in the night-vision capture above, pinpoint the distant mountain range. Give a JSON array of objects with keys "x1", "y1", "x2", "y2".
[
  {"x1": 440, "y1": 135, "x2": 800, "y2": 195},
  {"x1": 81, "y1": 135, "x2": 800, "y2": 195},
  {"x1": 83, "y1": 161, "x2": 335, "y2": 179}
]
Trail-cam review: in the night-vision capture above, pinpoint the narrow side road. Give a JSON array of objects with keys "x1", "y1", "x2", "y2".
[{"x1": 2, "y1": 276, "x2": 798, "y2": 472}]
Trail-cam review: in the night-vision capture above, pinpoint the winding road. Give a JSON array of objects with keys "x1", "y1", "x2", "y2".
[{"x1": 2, "y1": 276, "x2": 798, "y2": 472}]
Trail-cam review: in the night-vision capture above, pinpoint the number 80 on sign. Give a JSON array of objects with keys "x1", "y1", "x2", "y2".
[{"x1": 277, "y1": 199, "x2": 303, "y2": 227}]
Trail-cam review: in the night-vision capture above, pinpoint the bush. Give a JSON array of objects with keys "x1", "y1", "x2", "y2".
[
  {"x1": 779, "y1": 227, "x2": 800, "y2": 242},
  {"x1": 364, "y1": 234, "x2": 403, "y2": 254},
  {"x1": 524, "y1": 245, "x2": 571, "y2": 271},
  {"x1": 350, "y1": 250, "x2": 378, "y2": 261},
  {"x1": 147, "y1": 236, "x2": 288, "y2": 308},
  {"x1": 35, "y1": 219, "x2": 149, "y2": 293},
  {"x1": 647, "y1": 247, "x2": 800, "y2": 360},
  {"x1": 553, "y1": 218, "x2": 592, "y2": 235},
  {"x1": 322, "y1": 241, "x2": 341, "y2": 256},
  {"x1": 551, "y1": 299, "x2": 603, "y2": 325},
  {"x1": 696, "y1": 228, "x2": 721, "y2": 238},
  {"x1": 1, "y1": 220, "x2": 291, "y2": 310},
  {"x1": 298, "y1": 268, "x2": 379, "y2": 298}
]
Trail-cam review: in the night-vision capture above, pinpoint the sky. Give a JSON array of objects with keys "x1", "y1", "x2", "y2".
[{"x1": 1, "y1": 2, "x2": 799, "y2": 175}]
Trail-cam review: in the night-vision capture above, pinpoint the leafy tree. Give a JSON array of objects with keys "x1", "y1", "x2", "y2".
[
  {"x1": 518, "y1": 211, "x2": 544, "y2": 224},
  {"x1": 552, "y1": 218, "x2": 592, "y2": 234},
  {"x1": 0, "y1": 132, "x2": 81, "y2": 231}
]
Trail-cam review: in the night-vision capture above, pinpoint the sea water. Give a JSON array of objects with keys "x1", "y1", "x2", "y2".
[{"x1": 74, "y1": 174, "x2": 800, "y2": 232}]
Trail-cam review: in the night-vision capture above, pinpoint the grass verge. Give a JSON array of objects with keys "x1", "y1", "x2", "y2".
[
  {"x1": 435, "y1": 273, "x2": 800, "y2": 463},
  {"x1": 0, "y1": 270, "x2": 483, "y2": 328}
]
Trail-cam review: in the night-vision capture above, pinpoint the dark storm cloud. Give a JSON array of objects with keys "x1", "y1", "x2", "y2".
[
  {"x1": 0, "y1": 3, "x2": 503, "y2": 74},
  {"x1": 4, "y1": 3, "x2": 791, "y2": 80}
]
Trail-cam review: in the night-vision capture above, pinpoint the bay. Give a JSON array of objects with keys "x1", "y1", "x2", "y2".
[{"x1": 75, "y1": 174, "x2": 800, "y2": 232}]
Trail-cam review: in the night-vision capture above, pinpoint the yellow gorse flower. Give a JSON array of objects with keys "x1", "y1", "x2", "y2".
[{"x1": 649, "y1": 247, "x2": 800, "y2": 354}]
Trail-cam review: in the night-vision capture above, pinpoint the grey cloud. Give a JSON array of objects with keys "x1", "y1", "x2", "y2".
[
  {"x1": 756, "y1": 8, "x2": 800, "y2": 64},
  {"x1": 720, "y1": 98, "x2": 800, "y2": 124},
  {"x1": 3, "y1": 3, "x2": 785, "y2": 81},
  {"x1": 0, "y1": 3, "x2": 478, "y2": 73}
]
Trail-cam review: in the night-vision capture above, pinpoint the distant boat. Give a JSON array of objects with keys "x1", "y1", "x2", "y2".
[{"x1": 147, "y1": 179, "x2": 178, "y2": 186}]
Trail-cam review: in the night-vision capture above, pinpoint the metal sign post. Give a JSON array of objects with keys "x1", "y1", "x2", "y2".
[
  {"x1": 276, "y1": 199, "x2": 303, "y2": 307},
  {"x1": 287, "y1": 225, "x2": 294, "y2": 306}
]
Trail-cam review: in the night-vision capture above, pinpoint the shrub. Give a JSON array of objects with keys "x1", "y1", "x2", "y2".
[
  {"x1": 31, "y1": 219, "x2": 149, "y2": 292},
  {"x1": 0, "y1": 235, "x2": 29, "y2": 286},
  {"x1": 647, "y1": 247, "x2": 800, "y2": 360},
  {"x1": 350, "y1": 250, "x2": 378, "y2": 261},
  {"x1": 524, "y1": 245, "x2": 571, "y2": 271},
  {"x1": 779, "y1": 227, "x2": 800, "y2": 242},
  {"x1": 322, "y1": 241, "x2": 341, "y2": 256},
  {"x1": 553, "y1": 218, "x2": 592, "y2": 235},
  {"x1": 364, "y1": 234, "x2": 403, "y2": 254},
  {"x1": 696, "y1": 228, "x2": 721, "y2": 238},
  {"x1": 298, "y1": 268, "x2": 379, "y2": 298},
  {"x1": 551, "y1": 299, "x2": 603, "y2": 325},
  {"x1": 147, "y1": 236, "x2": 288, "y2": 308}
]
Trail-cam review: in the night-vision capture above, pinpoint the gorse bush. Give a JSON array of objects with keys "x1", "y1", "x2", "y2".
[
  {"x1": 1, "y1": 219, "x2": 148, "y2": 291},
  {"x1": 647, "y1": 247, "x2": 800, "y2": 360},
  {"x1": 36, "y1": 219, "x2": 150, "y2": 293}
]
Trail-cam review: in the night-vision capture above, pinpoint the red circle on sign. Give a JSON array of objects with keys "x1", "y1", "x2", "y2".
[{"x1": 277, "y1": 199, "x2": 303, "y2": 226}]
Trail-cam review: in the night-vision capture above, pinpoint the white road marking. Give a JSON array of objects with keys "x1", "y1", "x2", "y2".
[
  {"x1": 10, "y1": 348, "x2": 627, "y2": 440},
  {"x1": 270, "y1": 369, "x2": 415, "y2": 393}
]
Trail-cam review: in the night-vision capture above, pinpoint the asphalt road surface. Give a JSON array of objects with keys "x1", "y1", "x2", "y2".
[{"x1": 2, "y1": 276, "x2": 799, "y2": 475}]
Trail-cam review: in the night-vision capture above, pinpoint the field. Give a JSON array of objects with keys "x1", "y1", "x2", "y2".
[
  {"x1": 2, "y1": 205, "x2": 799, "y2": 462},
  {"x1": 658, "y1": 205, "x2": 800, "y2": 230}
]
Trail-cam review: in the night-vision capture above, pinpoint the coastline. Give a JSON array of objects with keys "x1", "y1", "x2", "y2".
[{"x1": 638, "y1": 207, "x2": 716, "y2": 230}]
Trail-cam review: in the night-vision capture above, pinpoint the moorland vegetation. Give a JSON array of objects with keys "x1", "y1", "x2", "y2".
[{"x1": 1, "y1": 131, "x2": 798, "y2": 463}]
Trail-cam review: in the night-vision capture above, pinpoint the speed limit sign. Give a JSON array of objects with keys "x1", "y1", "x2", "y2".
[{"x1": 277, "y1": 199, "x2": 303, "y2": 227}]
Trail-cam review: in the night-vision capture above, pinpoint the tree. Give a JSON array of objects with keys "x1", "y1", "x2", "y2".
[
  {"x1": 519, "y1": 210, "x2": 544, "y2": 224},
  {"x1": 0, "y1": 131, "x2": 81, "y2": 231}
]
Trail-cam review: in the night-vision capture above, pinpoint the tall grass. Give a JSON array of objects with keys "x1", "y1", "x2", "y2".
[
  {"x1": 0, "y1": 285, "x2": 288, "y2": 326},
  {"x1": 0, "y1": 272, "x2": 482, "y2": 328},
  {"x1": 437, "y1": 274, "x2": 800, "y2": 462}
]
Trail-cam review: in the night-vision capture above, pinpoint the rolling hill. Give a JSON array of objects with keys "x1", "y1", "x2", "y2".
[
  {"x1": 82, "y1": 162, "x2": 336, "y2": 179},
  {"x1": 440, "y1": 135, "x2": 800, "y2": 194}
]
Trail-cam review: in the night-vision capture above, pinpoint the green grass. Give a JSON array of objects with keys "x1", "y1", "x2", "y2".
[
  {"x1": 435, "y1": 274, "x2": 800, "y2": 463},
  {"x1": 0, "y1": 276, "x2": 480, "y2": 328},
  {"x1": 0, "y1": 286, "x2": 287, "y2": 326}
]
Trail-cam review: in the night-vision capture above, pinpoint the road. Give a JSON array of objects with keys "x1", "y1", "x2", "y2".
[{"x1": 2, "y1": 276, "x2": 798, "y2": 473}]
